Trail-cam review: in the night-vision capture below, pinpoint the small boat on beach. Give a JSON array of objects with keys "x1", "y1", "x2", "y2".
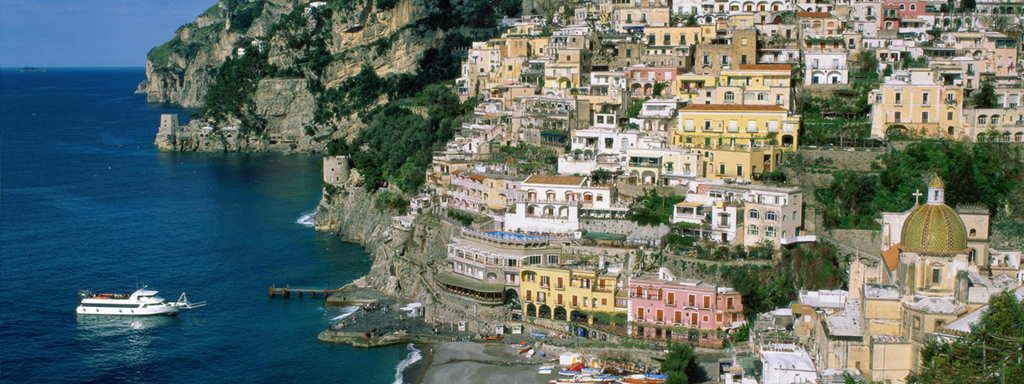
[
  {"x1": 538, "y1": 365, "x2": 554, "y2": 375},
  {"x1": 76, "y1": 288, "x2": 206, "y2": 316},
  {"x1": 617, "y1": 374, "x2": 667, "y2": 384}
]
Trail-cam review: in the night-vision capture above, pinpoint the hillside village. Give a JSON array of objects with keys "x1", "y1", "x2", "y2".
[{"x1": 155, "y1": 0, "x2": 1024, "y2": 382}]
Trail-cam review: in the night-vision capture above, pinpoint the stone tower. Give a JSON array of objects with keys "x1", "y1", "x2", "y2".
[
  {"x1": 323, "y1": 155, "x2": 350, "y2": 186},
  {"x1": 155, "y1": 114, "x2": 180, "y2": 151},
  {"x1": 159, "y1": 114, "x2": 179, "y2": 134}
]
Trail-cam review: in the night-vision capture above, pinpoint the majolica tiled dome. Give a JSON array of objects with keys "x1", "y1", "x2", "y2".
[{"x1": 900, "y1": 185, "x2": 969, "y2": 255}]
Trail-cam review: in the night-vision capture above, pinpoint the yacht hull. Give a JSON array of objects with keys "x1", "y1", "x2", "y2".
[{"x1": 76, "y1": 305, "x2": 179, "y2": 316}]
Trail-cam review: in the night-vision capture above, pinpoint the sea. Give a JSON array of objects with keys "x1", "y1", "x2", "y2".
[{"x1": 0, "y1": 68, "x2": 416, "y2": 383}]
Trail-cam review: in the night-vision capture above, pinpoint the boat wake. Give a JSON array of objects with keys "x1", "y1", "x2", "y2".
[
  {"x1": 392, "y1": 343, "x2": 423, "y2": 384},
  {"x1": 296, "y1": 209, "x2": 316, "y2": 228}
]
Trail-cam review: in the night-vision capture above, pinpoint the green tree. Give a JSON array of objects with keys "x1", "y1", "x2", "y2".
[
  {"x1": 662, "y1": 344, "x2": 703, "y2": 384},
  {"x1": 960, "y1": 0, "x2": 976, "y2": 10},
  {"x1": 628, "y1": 189, "x2": 684, "y2": 226},
  {"x1": 908, "y1": 290, "x2": 1024, "y2": 384},
  {"x1": 857, "y1": 49, "x2": 879, "y2": 74},
  {"x1": 685, "y1": 14, "x2": 698, "y2": 27},
  {"x1": 970, "y1": 77, "x2": 997, "y2": 108}
]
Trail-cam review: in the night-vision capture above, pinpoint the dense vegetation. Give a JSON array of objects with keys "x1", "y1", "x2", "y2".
[
  {"x1": 816, "y1": 142, "x2": 1024, "y2": 229},
  {"x1": 662, "y1": 344, "x2": 704, "y2": 384},
  {"x1": 629, "y1": 189, "x2": 685, "y2": 226},
  {"x1": 488, "y1": 144, "x2": 559, "y2": 175},
  {"x1": 908, "y1": 290, "x2": 1024, "y2": 384},
  {"x1": 201, "y1": 49, "x2": 277, "y2": 134},
  {"x1": 328, "y1": 84, "x2": 476, "y2": 193},
  {"x1": 721, "y1": 242, "x2": 849, "y2": 319}
]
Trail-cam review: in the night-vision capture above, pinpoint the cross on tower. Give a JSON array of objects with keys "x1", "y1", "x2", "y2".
[{"x1": 912, "y1": 189, "x2": 923, "y2": 205}]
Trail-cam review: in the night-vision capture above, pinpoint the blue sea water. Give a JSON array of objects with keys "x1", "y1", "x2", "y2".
[{"x1": 0, "y1": 69, "x2": 407, "y2": 383}]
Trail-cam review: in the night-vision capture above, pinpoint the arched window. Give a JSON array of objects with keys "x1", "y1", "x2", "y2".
[
  {"x1": 749, "y1": 209, "x2": 760, "y2": 219},
  {"x1": 978, "y1": 115, "x2": 987, "y2": 124},
  {"x1": 969, "y1": 228, "x2": 977, "y2": 237},
  {"x1": 766, "y1": 211, "x2": 778, "y2": 221},
  {"x1": 991, "y1": 115, "x2": 1000, "y2": 125}
]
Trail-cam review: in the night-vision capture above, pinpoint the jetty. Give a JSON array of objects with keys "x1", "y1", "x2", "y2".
[{"x1": 267, "y1": 284, "x2": 341, "y2": 298}]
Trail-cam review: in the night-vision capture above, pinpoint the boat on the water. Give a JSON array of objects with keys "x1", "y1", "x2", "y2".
[{"x1": 76, "y1": 288, "x2": 206, "y2": 316}]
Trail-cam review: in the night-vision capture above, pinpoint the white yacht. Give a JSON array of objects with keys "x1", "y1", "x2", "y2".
[{"x1": 76, "y1": 288, "x2": 206, "y2": 316}]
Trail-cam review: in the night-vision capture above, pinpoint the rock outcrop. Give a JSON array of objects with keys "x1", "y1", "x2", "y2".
[{"x1": 143, "y1": 0, "x2": 453, "y2": 153}]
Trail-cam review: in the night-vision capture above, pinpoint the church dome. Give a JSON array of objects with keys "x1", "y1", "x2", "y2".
[{"x1": 900, "y1": 204, "x2": 969, "y2": 255}]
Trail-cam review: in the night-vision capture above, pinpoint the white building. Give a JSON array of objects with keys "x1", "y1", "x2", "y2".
[
  {"x1": 504, "y1": 175, "x2": 615, "y2": 234},
  {"x1": 805, "y1": 51, "x2": 849, "y2": 85},
  {"x1": 759, "y1": 345, "x2": 819, "y2": 384}
]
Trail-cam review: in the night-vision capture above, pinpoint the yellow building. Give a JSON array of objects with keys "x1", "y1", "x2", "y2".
[
  {"x1": 641, "y1": 26, "x2": 709, "y2": 47},
  {"x1": 679, "y1": 64, "x2": 793, "y2": 110},
  {"x1": 869, "y1": 69, "x2": 964, "y2": 139},
  {"x1": 520, "y1": 265, "x2": 621, "y2": 324},
  {"x1": 674, "y1": 104, "x2": 799, "y2": 150}
]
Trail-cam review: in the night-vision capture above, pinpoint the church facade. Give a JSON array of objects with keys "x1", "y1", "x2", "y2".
[{"x1": 836, "y1": 175, "x2": 1024, "y2": 383}]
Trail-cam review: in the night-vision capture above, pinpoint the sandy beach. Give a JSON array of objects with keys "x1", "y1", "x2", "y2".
[{"x1": 417, "y1": 342, "x2": 552, "y2": 384}]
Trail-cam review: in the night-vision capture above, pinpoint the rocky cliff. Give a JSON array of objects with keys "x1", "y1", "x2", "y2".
[
  {"x1": 144, "y1": 0, "x2": 507, "y2": 153},
  {"x1": 314, "y1": 180, "x2": 454, "y2": 301}
]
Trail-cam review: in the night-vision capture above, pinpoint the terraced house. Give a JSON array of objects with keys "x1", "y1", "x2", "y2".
[
  {"x1": 628, "y1": 267, "x2": 744, "y2": 346},
  {"x1": 519, "y1": 264, "x2": 623, "y2": 324}
]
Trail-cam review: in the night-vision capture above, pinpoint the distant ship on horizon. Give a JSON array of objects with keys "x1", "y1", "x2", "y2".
[{"x1": 20, "y1": 67, "x2": 47, "y2": 72}]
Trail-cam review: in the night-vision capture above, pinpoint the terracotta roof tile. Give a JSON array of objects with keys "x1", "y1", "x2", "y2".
[
  {"x1": 681, "y1": 104, "x2": 788, "y2": 112},
  {"x1": 882, "y1": 245, "x2": 900, "y2": 271},
  {"x1": 797, "y1": 12, "x2": 832, "y2": 18},
  {"x1": 524, "y1": 175, "x2": 586, "y2": 186}
]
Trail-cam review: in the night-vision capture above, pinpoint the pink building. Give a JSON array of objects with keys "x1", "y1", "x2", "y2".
[
  {"x1": 882, "y1": 0, "x2": 930, "y2": 18},
  {"x1": 628, "y1": 268, "x2": 744, "y2": 346},
  {"x1": 625, "y1": 67, "x2": 678, "y2": 97}
]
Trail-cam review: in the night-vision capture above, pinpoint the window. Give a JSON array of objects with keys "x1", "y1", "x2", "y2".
[
  {"x1": 737, "y1": 165, "x2": 743, "y2": 177},
  {"x1": 557, "y1": 294, "x2": 563, "y2": 305},
  {"x1": 922, "y1": 92, "x2": 930, "y2": 104},
  {"x1": 667, "y1": 292, "x2": 675, "y2": 305},
  {"x1": 540, "y1": 276, "x2": 549, "y2": 287},
  {"x1": 637, "y1": 307, "x2": 644, "y2": 319},
  {"x1": 704, "y1": 120, "x2": 711, "y2": 130},
  {"x1": 725, "y1": 92, "x2": 735, "y2": 103},
  {"x1": 931, "y1": 268, "x2": 941, "y2": 285},
  {"x1": 922, "y1": 111, "x2": 929, "y2": 123},
  {"x1": 748, "y1": 225, "x2": 759, "y2": 235},
  {"x1": 749, "y1": 210, "x2": 759, "y2": 219},
  {"x1": 947, "y1": 111, "x2": 954, "y2": 120},
  {"x1": 702, "y1": 55, "x2": 709, "y2": 66},
  {"x1": 979, "y1": 115, "x2": 987, "y2": 124},
  {"x1": 741, "y1": 55, "x2": 748, "y2": 65},
  {"x1": 991, "y1": 115, "x2": 1000, "y2": 125},
  {"x1": 557, "y1": 277, "x2": 563, "y2": 289},
  {"x1": 703, "y1": 296, "x2": 711, "y2": 308},
  {"x1": 895, "y1": 93, "x2": 902, "y2": 104},
  {"x1": 766, "y1": 211, "x2": 778, "y2": 221},
  {"x1": 688, "y1": 295, "x2": 695, "y2": 306},
  {"x1": 766, "y1": 226, "x2": 776, "y2": 237},
  {"x1": 719, "y1": 163, "x2": 726, "y2": 175},
  {"x1": 895, "y1": 111, "x2": 902, "y2": 122},
  {"x1": 663, "y1": 34, "x2": 671, "y2": 45}
]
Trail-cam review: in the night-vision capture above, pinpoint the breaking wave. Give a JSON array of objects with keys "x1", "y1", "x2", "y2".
[
  {"x1": 392, "y1": 343, "x2": 423, "y2": 384},
  {"x1": 296, "y1": 209, "x2": 316, "y2": 227}
]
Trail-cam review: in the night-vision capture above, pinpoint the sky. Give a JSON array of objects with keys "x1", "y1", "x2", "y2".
[{"x1": 0, "y1": 0, "x2": 217, "y2": 67}]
